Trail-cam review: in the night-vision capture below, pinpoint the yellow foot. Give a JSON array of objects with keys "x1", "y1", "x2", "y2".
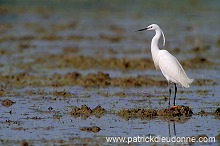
[{"x1": 171, "y1": 106, "x2": 178, "y2": 108}]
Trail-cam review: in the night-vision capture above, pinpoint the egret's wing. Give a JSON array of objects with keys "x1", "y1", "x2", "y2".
[{"x1": 158, "y1": 50, "x2": 192, "y2": 88}]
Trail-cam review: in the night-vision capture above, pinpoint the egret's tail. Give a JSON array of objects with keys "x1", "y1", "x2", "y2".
[{"x1": 182, "y1": 78, "x2": 194, "y2": 88}]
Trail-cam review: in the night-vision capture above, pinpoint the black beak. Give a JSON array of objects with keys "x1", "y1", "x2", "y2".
[{"x1": 135, "y1": 27, "x2": 149, "y2": 32}]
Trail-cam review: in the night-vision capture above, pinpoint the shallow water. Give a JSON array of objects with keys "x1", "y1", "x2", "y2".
[{"x1": 0, "y1": 0, "x2": 220, "y2": 145}]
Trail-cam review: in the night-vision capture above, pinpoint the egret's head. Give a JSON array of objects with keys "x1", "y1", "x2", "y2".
[
  {"x1": 146, "y1": 24, "x2": 160, "y2": 31},
  {"x1": 136, "y1": 24, "x2": 160, "y2": 31},
  {"x1": 136, "y1": 24, "x2": 165, "y2": 46}
]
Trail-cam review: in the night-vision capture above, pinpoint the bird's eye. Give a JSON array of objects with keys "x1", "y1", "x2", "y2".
[{"x1": 151, "y1": 26, "x2": 153, "y2": 28}]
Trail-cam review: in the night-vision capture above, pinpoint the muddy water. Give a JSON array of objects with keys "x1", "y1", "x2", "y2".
[{"x1": 0, "y1": 0, "x2": 220, "y2": 145}]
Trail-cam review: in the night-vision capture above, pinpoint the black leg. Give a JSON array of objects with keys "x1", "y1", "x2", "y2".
[
  {"x1": 173, "y1": 83, "x2": 177, "y2": 106},
  {"x1": 168, "y1": 86, "x2": 171, "y2": 107}
]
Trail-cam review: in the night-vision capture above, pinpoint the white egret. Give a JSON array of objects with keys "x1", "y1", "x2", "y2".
[{"x1": 136, "y1": 24, "x2": 193, "y2": 106}]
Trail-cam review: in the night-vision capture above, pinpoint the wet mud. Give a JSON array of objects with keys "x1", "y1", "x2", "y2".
[
  {"x1": 214, "y1": 108, "x2": 220, "y2": 115},
  {"x1": 0, "y1": 71, "x2": 165, "y2": 87},
  {"x1": 194, "y1": 108, "x2": 220, "y2": 116},
  {"x1": 0, "y1": 71, "x2": 216, "y2": 88},
  {"x1": 1, "y1": 99, "x2": 15, "y2": 107},
  {"x1": 2, "y1": 52, "x2": 218, "y2": 71},
  {"x1": 157, "y1": 105, "x2": 193, "y2": 116},
  {"x1": 21, "y1": 140, "x2": 28, "y2": 146},
  {"x1": 70, "y1": 105, "x2": 107, "y2": 117},
  {"x1": 117, "y1": 105, "x2": 193, "y2": 118},
  {"x1": 80, "y1": 126, "x2": 101, "y2": 133}
]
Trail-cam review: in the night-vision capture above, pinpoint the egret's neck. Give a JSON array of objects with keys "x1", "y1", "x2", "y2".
[{"x1": 151, "y1": 29, "x2": 161, "y2": 52}]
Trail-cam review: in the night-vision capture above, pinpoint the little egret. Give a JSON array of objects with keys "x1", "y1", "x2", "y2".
[{"x1": 136, "y1": 24, "x2": 193, "y2": 106}]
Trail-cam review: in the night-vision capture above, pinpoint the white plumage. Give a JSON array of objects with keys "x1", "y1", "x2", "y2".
[
  {"x1": 137, "y1": 24, "x2": 193, "y2": 106},
  {"x1": 158, "y1": 50, "x2": 193, "y2": 88}
]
